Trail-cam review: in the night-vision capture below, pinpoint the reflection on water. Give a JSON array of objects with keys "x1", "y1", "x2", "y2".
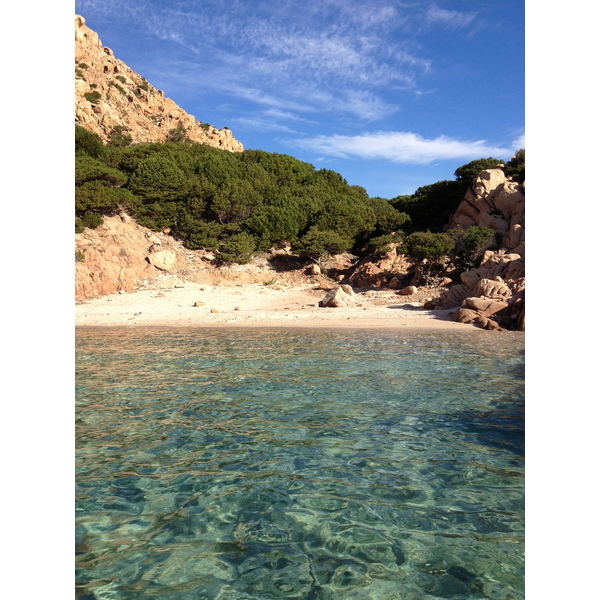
[{"x1": 76, "y1": 328, "x2": 524, "y2": 599}]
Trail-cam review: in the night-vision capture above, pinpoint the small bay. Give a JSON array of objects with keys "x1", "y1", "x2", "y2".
[{"x1": 76, "y1": 327, "x2": 524, "y2": 599}]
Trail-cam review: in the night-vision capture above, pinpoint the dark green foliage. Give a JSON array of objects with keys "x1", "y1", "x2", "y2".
[
  {"x1": 367, "y1": 232, "x2": 404, "y2": 259},
  {"x1": 401, "y1": 231, "x2": 454, "y2": 262},
  {"x1": 391, "y1": 180, "x2": 464, "y2": 231},
  {"x1": 115, "y1": 75, "x2": 127, "y2": 84},
  {"x1": 76, "y1": 70, "x2": 85, "y2": 80},
  {"x1": 76, "y1": 155, "x2": 128, "y2": 187},
  {"x1": 447, "y1": 226, "x2": 496, "y2": 265},
  {"x1": 76, "y1": 125, "x2": 104, "y2": 158},
  {"x1": 76, "y1": 211, "x2": 104, "y2": 231},
  {"x1": 76, "y1": 181, "x2": 137, "y2": 214},
  {"x1": 138, "y1": 78, "x2": 149, "y2": 91},
  {"x1": 367, "y1": 197, "x2": 410, "y2": 236},
  {"x1": 127, "y1": 154, "x2": 188, "y2": 202},
  {"x1": 218, "y1": 232, "x2": 256, "y2": 264},
  {"x1": 78, "y1": 63, "x2": 89, "y2": 69},
  {"x1": 75, "y1": 250, "x2": 85, "y2": 262},
  {"x1": 504, "y1": 148, "x2": 525, "y2": 183},
  {"x1": 293, "y1": 227, "x2": 352, "y2": 263},
  {"x1": 454, "y1": 157, "x2": 503, "y2": 184},
  {"x1": 84, "y1": 91, "x2": 102, "y2": 104}
]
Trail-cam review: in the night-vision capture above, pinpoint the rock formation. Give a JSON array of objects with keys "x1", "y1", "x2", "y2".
[
  {"x1": 447, "y1": 168, "x2": 524, "y2": 252},
  {"x1": 75, "y1": 15, "x2": 243, "y2": 151},
  {"x1": 75, "y1": 213, "x2": 183, "y2": 300},
  {"x1": 432, "y1": 168, "x2": 525, "y2": 330}
]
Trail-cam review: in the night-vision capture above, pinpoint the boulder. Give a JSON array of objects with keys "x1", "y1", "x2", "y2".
[
  {"x1": 320, "y1": 286, "x2": 356, "y2": 307},
  {"x1": 398, "y1": 286, "x2": 418, "y2": 296},
  {"x1": 147, "y1": 250, "x2": 177, "y2": 272}
]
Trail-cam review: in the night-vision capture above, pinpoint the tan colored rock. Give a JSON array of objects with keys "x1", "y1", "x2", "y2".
[
  {"x1": 398, "y1": 286, "x2": 418, "y2": 296},
  {"x1": 320, "y1": 286, "x2": 355, "y2": 307},
  {"x1": 473, "y1": 278, "x2": 511, "y2": 298},
  {"x1": 75, "y1": 15, "x2": 243, "y2": 151},
  {"x1": 147, "y1": 250, "x2": 178, "y2": 272}
]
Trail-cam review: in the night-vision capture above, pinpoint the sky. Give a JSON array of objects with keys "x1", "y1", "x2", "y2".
[{"x1": 74, "y1": 0, "x2": 524, "y2": 199}]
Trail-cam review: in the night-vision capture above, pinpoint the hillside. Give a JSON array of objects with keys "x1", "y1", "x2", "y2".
[{"x1": 75, "y1": 15, "x2": 243, "y2": 152}]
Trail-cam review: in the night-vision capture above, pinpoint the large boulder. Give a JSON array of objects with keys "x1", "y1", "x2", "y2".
[{"x1": 320, "y1": 285, "x2": 356, "y2": 307}]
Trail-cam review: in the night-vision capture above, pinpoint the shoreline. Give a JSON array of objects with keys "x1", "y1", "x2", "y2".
[{"x1": 75, "y1": 281, "x2": 496, "y2": 332}]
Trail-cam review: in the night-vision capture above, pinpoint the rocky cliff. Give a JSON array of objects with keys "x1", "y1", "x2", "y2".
[{"x1": 75, "y1": 15, "x2": 243, "y2": 151}]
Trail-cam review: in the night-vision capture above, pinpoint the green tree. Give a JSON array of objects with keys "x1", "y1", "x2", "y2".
[
  {"x1": 127, "y1": 154, "x2": 188, "y2": 203},
  {"x1": 75, "y1": 125, "x2": 104, "y2": 158},
  {"x1": 504, "y1": 149, "x2": 525, "y2": 183},
  {"x1": 293, "y1": 227, "x2": 352, "y2": 265},
  {"x1": 401, "y1": 231, "x2": 454, "y2": 262},
  {"x1": 218, "y1": 232, "x2": 256, "y2": 264},
  {"x1": 454, "y1": 157, "x2": 504, "y2": 184}
]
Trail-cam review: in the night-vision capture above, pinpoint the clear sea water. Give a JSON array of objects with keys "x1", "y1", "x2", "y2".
[{"x1": 76, "y1": 327, "x2": 525, "y2": 600}]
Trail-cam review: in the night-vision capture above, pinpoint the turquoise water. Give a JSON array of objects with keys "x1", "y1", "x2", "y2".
[{"x1": 76, "y1": 328, "x2": 525, "y2": 600}]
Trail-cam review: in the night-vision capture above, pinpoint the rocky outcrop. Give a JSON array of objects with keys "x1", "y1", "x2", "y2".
[
  {"x1": 427, "y1": 249, "x2": 525, "y2": 331},
  {"x1": 447, "y1": 169, "x2": 524, "y2": 251},
  {"x1": 75, "y1": 15, "x2": 243, "y2": 151},
  {"x1": 75, "y1": 214, "x2": 183, "y2": 300}
]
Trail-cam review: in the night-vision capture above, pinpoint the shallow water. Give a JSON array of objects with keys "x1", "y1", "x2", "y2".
[{"x1": 76, "y1": 327, "x2": 524, "y2": 600}]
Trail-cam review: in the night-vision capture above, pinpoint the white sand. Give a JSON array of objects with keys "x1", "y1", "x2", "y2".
[{"x1": 75, "y1": 281, "x2": 471, "y2": 330}]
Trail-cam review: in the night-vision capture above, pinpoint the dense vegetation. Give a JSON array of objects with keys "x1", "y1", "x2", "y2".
[{"x1": 75, "y1": 125, "x2": 524, "y2": 266}]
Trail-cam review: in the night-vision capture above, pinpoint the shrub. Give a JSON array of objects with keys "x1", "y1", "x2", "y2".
[
  {"x1": 454, "y1": 157, "x2": 504, "y2": 184},
  {"x1": 75, "y1": 250, "x2": 85, "y2": 262},
  {"x1": 401, "y1": 231, "x2": 454, "y2": 262},
  {"x1": 75, "y1": 125, "x2": 104, "y2": 158},
  {"x1": 293, "y1": 227, "x2": 351, "y2": 264},
  {"x1": 167, "y1": 122, "x2": 188, "y2": 143},
  {"x1": 109, "y1": 82, "x2": 127, "y2": 95},
  {"x1": 75, "y1": 211, "x2": 104, "y2": 231},
  {"x1": 138, "y1": 78, "x2": 149, "y2": 91},
  {"x1": 447, "y1": 226, "x2": 495, "y2": 266},
  {"x1": 505, "y1": 148, "x2": 525, "y2": 183},
  {"x1": 84, "y1": 91, "x2": 102, "y2": 104},
  {"x1": 76, "y1": 70, "x2": 85, "y2": 80},
  {"x1": 78, "y1": 63, "x2": 89, "y2": 69},
  {"x1": 115, "y1": 75, "x2": 127, "y2": 84},
  {"x1": 218, "y1": 232, "x2": 256, "y2": 264}
]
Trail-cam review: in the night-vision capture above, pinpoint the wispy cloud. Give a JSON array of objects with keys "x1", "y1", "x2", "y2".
[
  {"x1": 77, "y1": 0, "x2": 433, "y2": 121},
  {"x1": 292, "y1": 131, "x2": 513, "y2": 163},
  {"x1": 425, "y1": 5, "x2": 477, "y2": 28}
]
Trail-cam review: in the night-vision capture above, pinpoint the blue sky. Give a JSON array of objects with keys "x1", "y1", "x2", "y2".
[{"x1": 74, "y1": 0, "x2": 524, "y2": 199}]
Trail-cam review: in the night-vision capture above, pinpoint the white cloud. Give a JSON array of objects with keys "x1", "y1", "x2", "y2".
[
  {"x1": 293, "y1": 131, "x2": 513, "y2": 163},
  {"x1": 426, "y1": 5, "x2": 477, "y2": 28}
]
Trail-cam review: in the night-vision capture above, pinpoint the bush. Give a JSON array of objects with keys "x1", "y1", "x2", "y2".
[
  {"x1": 84, "y1": 91, "x2": 102, "y2": 105},
  {"x1": 454, "y1": 157, "x2": 504, "y2": 184},
  {"x1": 218, "y1": 232, "x2": 256, "y2": 264},
  {"x1": 75, "y1": 250, "x2": 85, "y2": 262},
  {"x1": 167, "y1": 122, "x2": 188, "y2": 143},
  {"x1": 75, "y1": 125, "x2": 104, "y2": 158},
  {"x1": 109, "y1": 82, "x2": 127, "y2": 95},
  {"x1": 401, "y1": 231, "x2": 454, "y2": 262},
  {"x1": 447, "y1": 226, "x2": 495, "y2": 266},
  {"x1": 504, "y1": 148, "x2": 525, "y2": 183},
  {"x1": 75, "y1": 211, "x2": 104, "y2": 231},
  {"x1": 293, "y1": 227, "x2": 351, "y2": 264},
  {"x1": 115, "y1": 75, "x2": 127, "y2": 84}
]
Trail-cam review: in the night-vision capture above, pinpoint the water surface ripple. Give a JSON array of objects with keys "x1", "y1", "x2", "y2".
[{"x1": 76, "y1": 328, "x2": 524, "y2": 600}]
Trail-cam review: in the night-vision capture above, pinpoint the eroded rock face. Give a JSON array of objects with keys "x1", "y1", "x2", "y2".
[
  {"x1": 75, "y1": 215, "x2": 182, "y2": 300},
  {"x1": 75, "y1": 15, "x2": 243, "y2": 151},
  {"x1": 448, "y1": 169, "x2": 525, "y2": 251}
]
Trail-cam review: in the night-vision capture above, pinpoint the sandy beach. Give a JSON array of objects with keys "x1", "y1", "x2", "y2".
[{"x1": 75, "y1": 279, "x2": 472, "y2": 331}]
